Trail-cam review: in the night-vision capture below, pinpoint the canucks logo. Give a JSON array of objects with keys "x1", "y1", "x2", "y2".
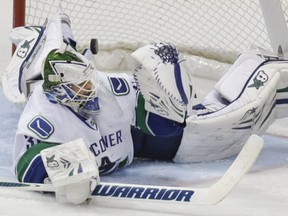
[
  {"x1": 248, "y1": 70, "x2": 268, "y2": 89},
  {"x1": 45, "y1": 155, "x2": 59, "y2": 168},
  {"x1": 109, "y1": 77, "x2": 130, "y2": 96},
  {"x1": 45, "y1": 155, "x2": 72, "y2": 169},
  {"x1": 17, "y1": 38, "x2": 35, "y2": 58},
  {"x1": 45, "y1": 155, "x2": 82, "y2": 177},
  {"x1": 28, "y1": 116, "x2": 54, "y2": 139}
]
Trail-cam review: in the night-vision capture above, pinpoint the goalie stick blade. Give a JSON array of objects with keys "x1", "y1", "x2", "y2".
[{"x1": 0, "y1": 134, "x2": 263, "y2": 206}]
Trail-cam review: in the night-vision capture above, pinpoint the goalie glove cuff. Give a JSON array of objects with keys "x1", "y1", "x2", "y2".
[{"x1": 55, "y1": 179, "x2": 97, "y2": 204}]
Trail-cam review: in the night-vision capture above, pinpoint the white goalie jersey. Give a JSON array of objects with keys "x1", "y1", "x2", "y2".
[
  {"x1": 13, "y1": 71, "x2": 136, "y2": 175},
  {"x1": 3, "y1": 12, "x2": 136, "y2": 175}
]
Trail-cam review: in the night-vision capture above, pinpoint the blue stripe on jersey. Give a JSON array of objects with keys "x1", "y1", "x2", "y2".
[
  {"x1": 22, "y1": 155, "x2": 48, "y2": 183},
  {"x1": 276, "y1": 98, "x2": 288, "y2": 104},
  {"x1": 16, "y1": 142, "x2": 58, "y2": 183},
  {"x1": 146, "y1": 112, "x2": 184, "y2": 137}
]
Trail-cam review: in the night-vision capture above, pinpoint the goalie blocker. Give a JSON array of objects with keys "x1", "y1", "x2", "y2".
[
  {"x1": 40, "y1": 138, "x2": 100, "y2": 204},
  {"x1": 133, "y1": 51, "x2": 288, "y2": 162}
]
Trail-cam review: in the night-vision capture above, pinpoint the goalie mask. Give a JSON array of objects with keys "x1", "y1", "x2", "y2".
[{"x1": 42, "y1": 48, "x2": 99, "y2": 114}]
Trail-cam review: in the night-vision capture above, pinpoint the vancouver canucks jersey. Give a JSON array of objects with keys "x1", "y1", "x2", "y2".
[{"x1": 13, "y1": 71, "x2": 136, "y2": 175}]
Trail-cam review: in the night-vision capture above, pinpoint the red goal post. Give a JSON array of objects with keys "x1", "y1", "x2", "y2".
[
  {"x1": 13, "y1": 0, "x2": 25, "y2": 28},
  {"x1": 12, "y1": 0, "x2": 288, "y2": 63}
]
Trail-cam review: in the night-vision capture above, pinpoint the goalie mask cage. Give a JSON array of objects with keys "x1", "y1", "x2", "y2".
[{"x1": 13, "y1": 0, "x2": 288, "y2": 63}]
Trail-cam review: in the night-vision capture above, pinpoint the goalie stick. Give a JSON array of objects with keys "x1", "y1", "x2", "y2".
[{"x1": 0, "y1": 134, "x2": 263, "y2": 206}]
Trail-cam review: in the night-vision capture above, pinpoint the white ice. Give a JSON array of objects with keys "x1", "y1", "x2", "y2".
[{"x1": 1, "y1": 1, "x2": 288, "y2": 215}]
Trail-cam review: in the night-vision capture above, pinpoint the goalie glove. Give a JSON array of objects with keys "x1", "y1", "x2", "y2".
[
  {"x1": 132, "y1": 43, "x2": 195, "y2": 123},
  {"x1": 40, "y1": 139, "x2": 100, "y2": 204}
]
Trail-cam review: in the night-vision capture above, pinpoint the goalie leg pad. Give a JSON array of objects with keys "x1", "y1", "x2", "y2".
[
  {"x1": 174, "y1": 56, "x2": 282, "y2": 163},
  {"x1": 2, "y1": 13, "x2": 72, "y2": 103},
  {"x1": 270, "y1": 61, "x2": 288, "y2": 118}
]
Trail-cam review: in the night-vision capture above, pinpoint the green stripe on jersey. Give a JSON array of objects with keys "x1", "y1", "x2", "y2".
[
  {"x1": 16, "y1": 142, "x2": 58, "y2": 182},
  {"x1": 135, "y1": 93, "x2": 153, "y2": 135}
]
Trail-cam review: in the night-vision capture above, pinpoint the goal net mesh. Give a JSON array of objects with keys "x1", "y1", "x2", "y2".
[{"x1": 22, "y1": 0, "x2": 288, "y2": 63}]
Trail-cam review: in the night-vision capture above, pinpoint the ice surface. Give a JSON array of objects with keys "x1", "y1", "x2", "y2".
[{"x1": 1, "y1": 85, "x2": 288, "y2": 216}]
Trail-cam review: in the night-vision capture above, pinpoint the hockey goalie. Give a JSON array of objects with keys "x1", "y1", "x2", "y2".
[{"x1": 2, "y1": 11, "x2": 288, "y2": 205}]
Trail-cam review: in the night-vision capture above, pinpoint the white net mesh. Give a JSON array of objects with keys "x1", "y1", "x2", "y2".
[{"x1": 23, "y1": 0, "x2": 285, "y2": 63}]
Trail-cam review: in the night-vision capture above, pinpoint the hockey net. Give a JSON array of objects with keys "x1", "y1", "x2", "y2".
[{"x1": 14, "y1": 0, "x2": 288, "y2": 63}]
